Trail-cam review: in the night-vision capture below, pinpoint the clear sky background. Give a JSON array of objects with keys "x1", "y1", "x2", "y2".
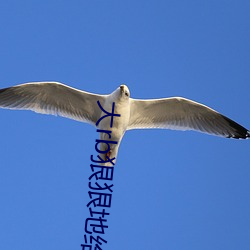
[{"x1": 0, "y1": 1, "x2": 249, "y2": 250}]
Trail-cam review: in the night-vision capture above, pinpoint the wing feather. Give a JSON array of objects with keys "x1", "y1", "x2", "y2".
[
  {"x1": 128, "y1": 97, "x2": 249, "y2": 139},
  {"x1": 0, "y1": 82, "x2": 106, "y2": 125}
]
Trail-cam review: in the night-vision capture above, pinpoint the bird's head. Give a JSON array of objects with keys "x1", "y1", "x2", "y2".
[
  {"x1": 110, "y1": 84, "x2": 130, "y2": 103},
  {"x1": 119, "y1": 84, "x2": 130, "y2": 98}
]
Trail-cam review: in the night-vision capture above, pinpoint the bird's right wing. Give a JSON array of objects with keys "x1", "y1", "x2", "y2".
[
  {"x1": 128, "y1": 97, "x2": 249, "y2": 139},
  {"x1": 0, "y1": 82, "x2": 106, "y2": 125}
]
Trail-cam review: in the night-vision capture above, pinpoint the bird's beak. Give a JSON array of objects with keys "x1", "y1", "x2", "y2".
[{"x1": 120, "y1": 85, "x2": 125, "y2": 93}]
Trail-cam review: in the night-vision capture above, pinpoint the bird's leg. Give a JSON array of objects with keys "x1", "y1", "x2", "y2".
[{"x1": 105, "y1": 150, "x2": 112, "y2": 160}]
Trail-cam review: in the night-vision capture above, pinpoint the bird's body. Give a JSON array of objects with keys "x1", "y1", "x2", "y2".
[
  {"x1": 0, "y1": 82, "x2": 249, "y2": 166},
  {"x1": 97, "y1": 86, "x2": 130, "y2": 164}
]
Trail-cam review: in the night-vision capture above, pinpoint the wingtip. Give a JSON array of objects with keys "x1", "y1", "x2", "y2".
[
  {"x1": 229, "y1": 130, "x2": 250, "y2": 139},
  {"x1": 222, "y1": 115, "x2": 250, "y2": 139},
  {"x1": 0, "y1": 88, "x2": 8, "y2": 94},
  {"x1": 247, "y1": 130, "x2": 250, "y2": 139}
]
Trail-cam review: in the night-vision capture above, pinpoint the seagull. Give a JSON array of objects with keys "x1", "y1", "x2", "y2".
[{"x1": 0, "y1": 82, "x2": 249, "y2": 166}]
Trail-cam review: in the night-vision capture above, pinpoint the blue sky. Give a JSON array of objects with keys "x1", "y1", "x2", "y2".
[{"x1": 0, "y1": 1, "x2": 249, "y2": 249}]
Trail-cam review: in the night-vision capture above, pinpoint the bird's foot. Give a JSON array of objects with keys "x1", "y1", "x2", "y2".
[{"x1": 105, "y1": 150, "x2": 112, "y2": 160}]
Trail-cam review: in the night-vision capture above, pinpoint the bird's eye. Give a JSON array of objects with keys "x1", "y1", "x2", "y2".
[{"x1": 125, "y1": 92, "x2": 129, "y2": 97}]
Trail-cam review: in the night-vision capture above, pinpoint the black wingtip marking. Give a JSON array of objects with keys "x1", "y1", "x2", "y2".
[
  {"x1": 222, "y1": 115, "x2": 249, "y2": 139},
  {"x1": 247, "y1": 131, "x2": 250, "y2": 138},
  {"x1": 0, "y1": 88, "x2": 9, "y2": 94}
]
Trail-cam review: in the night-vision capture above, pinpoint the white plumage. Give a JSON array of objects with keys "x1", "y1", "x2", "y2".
[{"x1": 0, "y1": 82, "x2": 249, "y2": 166}]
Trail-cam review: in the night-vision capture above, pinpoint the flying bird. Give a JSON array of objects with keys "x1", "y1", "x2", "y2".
[{"x1": 0, "y1": 82, "x2": 249, "y2": 166}]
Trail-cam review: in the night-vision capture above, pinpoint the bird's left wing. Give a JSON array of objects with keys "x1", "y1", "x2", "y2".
[
  {"x1": 128, "y1": 97, "x2": 249, "y2": 139},
  {"x1": 0, "y1": 82, "x2": 106, "y2": 125}
]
